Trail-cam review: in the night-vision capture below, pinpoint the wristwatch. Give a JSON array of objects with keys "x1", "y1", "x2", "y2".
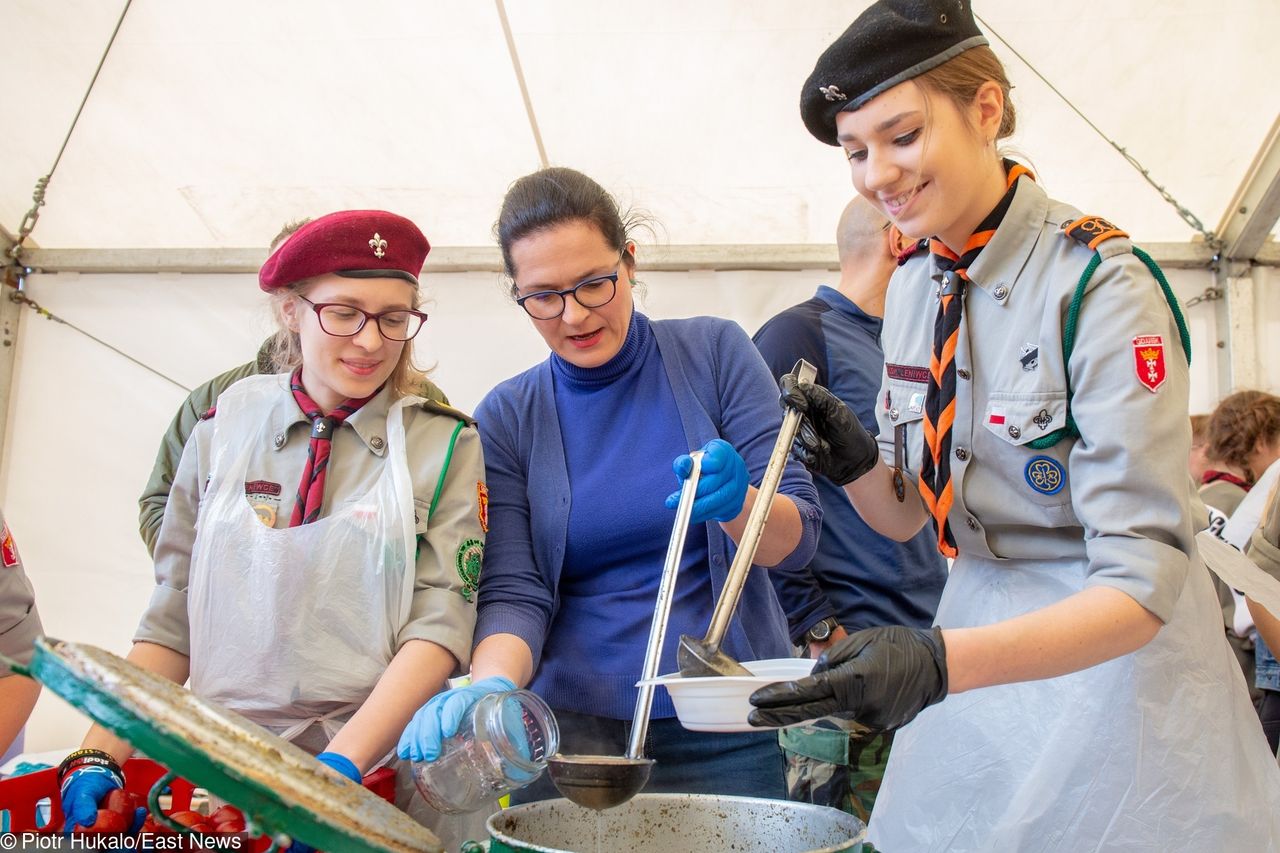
[{"x1": 806, "y1": 617, "x2": 841, "y2": 644}]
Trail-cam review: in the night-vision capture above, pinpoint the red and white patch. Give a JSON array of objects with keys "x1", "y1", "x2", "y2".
[
  {"x1": 1132, "y1": 334, "x2": 1167, "y2": 393},
  {"x1": 477, "y1": 482, "x2": 490, "y2": 533},
  {"x1": 1, "y1": 523, "x2": 19, "y2": 568},
  {"x1": 988, "y1": 406, "x2": 1006, "y2": 426}
]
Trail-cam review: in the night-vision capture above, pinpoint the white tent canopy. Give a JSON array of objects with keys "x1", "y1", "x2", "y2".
[{"x1": 2, "y1": 1, "x2": 1279, "y2": 752}]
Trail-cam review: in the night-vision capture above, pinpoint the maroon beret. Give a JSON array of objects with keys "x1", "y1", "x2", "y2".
[{"x1": 258, "y1": 209, "x2": 430, "y2": 292}]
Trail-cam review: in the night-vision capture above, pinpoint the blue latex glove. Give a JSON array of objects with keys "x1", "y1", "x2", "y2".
[
  {"x1": 315, "y1": 751, "x2": 362, "y2": 783},
  {"x1": 60, "y1": 765, "x2": 121, "y2": 834},
  {"x1": 666, "y1": 438, "x2": 750, "y2": 525},
  {"x1": 397, "y1": 676, "x2": 517, "y2": 762},
  {"x1": 288, "y1": 754, "x2": 360, "y2": 853}
]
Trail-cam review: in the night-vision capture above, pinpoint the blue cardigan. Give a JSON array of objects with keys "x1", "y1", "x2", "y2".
[{"x1": 474, "y1": 315, "x2": 822, "y2": 680}]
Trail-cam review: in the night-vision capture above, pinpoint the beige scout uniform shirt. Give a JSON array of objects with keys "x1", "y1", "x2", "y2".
[
  {"x1": 135, "y1": 377, "x2": 482, "y2": 673},
  {"x1": 875, "y1": 178, "x2": 1193, "y2": 623},
  {"x1": 0, "y1": 509, "x2": 44, "y2": 666}
]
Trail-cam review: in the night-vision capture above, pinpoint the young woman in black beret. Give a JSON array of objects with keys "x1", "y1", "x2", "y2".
[{"x1": 749, "y1": 0, "x2": 1280, "y2": 848}]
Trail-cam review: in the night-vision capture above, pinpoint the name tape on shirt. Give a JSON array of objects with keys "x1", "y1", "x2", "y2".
[
  {"x1": 1133, "y1": 334, "x2": 1167, "y2": 393},
  {"x1": 886, "y1": 363, "x2": 930, "y2": 384}
]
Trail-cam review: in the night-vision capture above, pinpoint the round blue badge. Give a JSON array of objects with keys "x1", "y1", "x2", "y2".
[{"x1": 1024, "y1": 455, "x2": 1066, "y2": 496}]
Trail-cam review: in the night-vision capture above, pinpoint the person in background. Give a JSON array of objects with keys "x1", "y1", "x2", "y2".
[
  {"x1": 61, "y1": 211, "x2": 483, "y2": 848},
  {"x1": 399, "y1": 166, "x2": 822, "y2": 801},
  {"x1": 0, "y1": 509, "x2": 43, "y2": 760},
  {"x1": 137, "y1": 219, "x2": 450, "y2": 556},
  {"x1": 752, "y1": 196, "x2": 947, "y2": 821},
  {"x1": 1247, "y1": 488, "x2": 1280, "y2": 756},
  {"x1": 1201, "y1": 390, "x2": 1280, "y2": 707},
  {"x1": 751, "y1": 1, "x2": 1280, "y2": 848}
]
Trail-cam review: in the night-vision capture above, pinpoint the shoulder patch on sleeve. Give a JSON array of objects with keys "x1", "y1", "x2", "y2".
[
  {"x1": 418, "y1": 399, "x2": 476, "y2": 427},
  {"x1": 1062, "y1": 215, "x2": 1129, "y2": 252},
  {"x1": 198, "y1": 406, "x2": 217, "y2": 421}
]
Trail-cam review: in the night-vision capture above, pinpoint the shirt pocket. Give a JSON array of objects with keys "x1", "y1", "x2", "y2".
[
  {"x1": 978, "y1": 390, "x2": 1075, "y2": 520},
  {"x1": 884, "y1": 380, "x2": 928, "y2": 475}
]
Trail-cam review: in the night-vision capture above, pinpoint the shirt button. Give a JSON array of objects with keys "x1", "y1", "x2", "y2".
[
  {"x1": 954, "y1": 447, "x2": 969, "y2": 461},
  {"x1": 273, "y1": 432, "x2": 285, "y2": 449},
  {"x1": 890, "y1": 408, "x2": 900, "y2": 422},
  {"x1": 957, "y1": 368, "x2": 971, "y2": 380},
  {"x1": 993, "y1": 285, "x2": 1009, "y2": 300},
  {"x1": 966, "y1": 517, "x2": 979, "y2": 531},
  {"x1": 371, "y1": 436, "x2": 385, "y2": 450},
  {"x1": 1007, "y1": 425, "x2": 1021, "y2": 439}
]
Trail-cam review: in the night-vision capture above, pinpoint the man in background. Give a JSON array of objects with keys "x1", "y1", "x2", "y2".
[{"x1": 754, "y1": 197, "x2": 948, "y2": 821}]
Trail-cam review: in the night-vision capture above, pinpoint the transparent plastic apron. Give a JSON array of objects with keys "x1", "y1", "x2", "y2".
[
  {"x1": 188, "y1": 375, "x2": 416, "y2": 765},
  {"x1": 868, "y1": 550, "x2": 1280, "y2": 852}
]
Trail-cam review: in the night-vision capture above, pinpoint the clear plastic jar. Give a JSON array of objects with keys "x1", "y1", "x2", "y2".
[{"x1": 412, "y1": 689, "x2": 560, "y2": 814}]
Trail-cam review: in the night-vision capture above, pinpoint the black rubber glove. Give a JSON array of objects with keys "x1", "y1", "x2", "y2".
[
  {"x1": 748, "y1": 626, "x2": 948, "y2": 730},
  {"x1": 780, "y1": 374, "x2": 880, "y2": 486}
]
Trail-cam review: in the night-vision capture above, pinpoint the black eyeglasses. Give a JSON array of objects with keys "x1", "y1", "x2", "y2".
[
  {"x1": 297, "y1": 295, "x2": 428, "y2": 341},
  {"x1": 515, "y1": 270, "x2": 620, "y2": 320}
]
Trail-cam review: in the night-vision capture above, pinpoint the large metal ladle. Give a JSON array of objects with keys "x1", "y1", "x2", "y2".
[
  {"x1": 546, "y1": 451, "x2": 704, "y2": 810},
  {"x1": 678, "y1": 359, "x2": 817, "y2": 678}
]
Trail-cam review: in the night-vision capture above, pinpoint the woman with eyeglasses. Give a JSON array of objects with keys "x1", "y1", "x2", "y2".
[
  {"x1": 60, "y1": 210, "x2": 484, "y2": 842},
  {"x1": 397, "y1": 167, "x2": 822, "y2": 801}
]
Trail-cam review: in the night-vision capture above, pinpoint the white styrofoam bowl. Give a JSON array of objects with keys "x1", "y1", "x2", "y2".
[{"x1": 638, "y1": 658, "x2": 816, "y2": 733}]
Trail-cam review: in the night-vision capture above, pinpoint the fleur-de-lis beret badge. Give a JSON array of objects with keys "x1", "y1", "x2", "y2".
[
  {"x1": 820, "y1": 85, "x2": 847, "y2": 102},
  {"x1": 369, "y1": 233, "x2": 387, "y2": 259}
]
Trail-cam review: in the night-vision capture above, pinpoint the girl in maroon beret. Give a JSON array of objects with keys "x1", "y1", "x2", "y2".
[
  {"x1": 757, "y1": 0, "x2": 1280, "y2": 849},
  {"x1": 61, "y1": 210, "x2": 487, "y2": 847}
]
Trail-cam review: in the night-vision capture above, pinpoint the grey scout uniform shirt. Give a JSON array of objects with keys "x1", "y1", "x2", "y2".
[
  {"x1": 0, "y1": 509, "x2": 44, "y2": 666},
  {"x1": 876, "y1": 178, "x2": 1194, "y2": 624},
  {"x1": 135, "y1": 377, "x2": 483, "y2": 673}
]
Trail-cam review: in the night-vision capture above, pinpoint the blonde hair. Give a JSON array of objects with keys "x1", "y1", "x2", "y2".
[
  {"x1": 266, "y1": 280, "x2": 428, "y2": 400},
  {"x1": 914, "y1": 46, "x2": 1017, "y2": 140}
]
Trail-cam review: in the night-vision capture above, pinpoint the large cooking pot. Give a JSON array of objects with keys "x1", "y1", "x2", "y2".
[{"x1": 477, "y1": 794, "x2": 866, "y2": 853}]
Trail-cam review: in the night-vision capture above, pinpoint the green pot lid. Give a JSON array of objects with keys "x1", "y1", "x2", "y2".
[{"x1": 27, "y1": 637, "x2": 442, "y2": 853}]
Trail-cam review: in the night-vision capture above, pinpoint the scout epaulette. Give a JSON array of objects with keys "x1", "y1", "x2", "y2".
[
  {"x1": 199, "y1": 406, "x2": 217, "y2": 421},
  {"x1": 1029, "y1": 219, "x2": 1190, "y2": 450},
  {"x1": 1063, "y1": 215, "x2": 1128, "y2": 251},
  {"x1": 419, "y1": 398, "x2": 476, "y2": 427}
]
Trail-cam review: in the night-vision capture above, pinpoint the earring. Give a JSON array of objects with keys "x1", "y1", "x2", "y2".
[{"x1": 629, "y1": 278, "x2": 638, "y2": 286}]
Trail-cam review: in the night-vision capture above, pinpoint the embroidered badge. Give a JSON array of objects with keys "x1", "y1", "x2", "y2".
[
  {"x1": 455, "y1": 538, "x2": 484, "y2": 602},
  {"x1": 988, "y1": 406, "x2": 1006, "y2": 426},
  {"x1": 1, "y1": 523, "x2": 19, "y2": 568},
  {"x1": 1064, "y1": 216, "x2": 1128, "y2": 251},
  {"x1": 369, "y1": 232, "x2": 387, "y2": 258},
  {"x1": 477, "y1": 482, "x2": 490, "y2": 533},
  {"x1": 908, "y1": 392, "x2": 925, "y2": 414},
  {"x1": 1032, "y1": 408, "x2": 1053, "y2": 431},
  {"x1": 1019, "y1": 343, "x2": 1039, "y2": 372},
  {"x1": 1024, "y1": 455, "x2": 1066, "y2": 496},
  {"x1": 1132, "y1": 334, "x2": 1167, "y2": 393},
  {"x1": 819, "y1": 84, "x2": 847, "y2": 102},
  {"x1": 252, "y1": 503, "x2": 278, "y2": 528},
  {"x1": 886, "y1": 363, "x2": 931, "y2": 384}
]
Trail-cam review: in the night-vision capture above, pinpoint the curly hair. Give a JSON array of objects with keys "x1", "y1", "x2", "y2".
[{"x1": 1207, "y1": 390, "x2": 1280, "y2": 480}]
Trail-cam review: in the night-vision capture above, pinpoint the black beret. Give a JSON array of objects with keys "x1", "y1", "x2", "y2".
[{"x1": 801, "y1": 0, "x2": 988, "y2": 146}]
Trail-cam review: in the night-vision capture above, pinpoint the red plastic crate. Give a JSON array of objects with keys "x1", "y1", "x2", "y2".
[{"x1": 0, "y1": 757, "x2": 397, "y2": 846}]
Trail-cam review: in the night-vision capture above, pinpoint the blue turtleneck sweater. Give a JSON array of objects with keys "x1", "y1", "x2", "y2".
[{"x1": 534, "y1": 311, "x2": 713, "y2": 719}]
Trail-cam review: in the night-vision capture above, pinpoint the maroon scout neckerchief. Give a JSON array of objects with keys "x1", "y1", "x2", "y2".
[
  {"x1": 1201, "y1": 470, "x2": 1252, "y2": 491},
  {"x1": 919, "y1": 160, "x2": 1034, "y2": 558},
  {"x1": 288, "y1": 368, "x2": 378, "y2": 526}
]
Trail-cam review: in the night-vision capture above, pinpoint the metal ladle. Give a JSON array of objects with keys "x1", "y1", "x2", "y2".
[
  {"x1": 678, "y1": 359, "x2": 818, "y2": 677},
  {"x1": 547, "y1": 451, "x2": 704, "y2": 810}
]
